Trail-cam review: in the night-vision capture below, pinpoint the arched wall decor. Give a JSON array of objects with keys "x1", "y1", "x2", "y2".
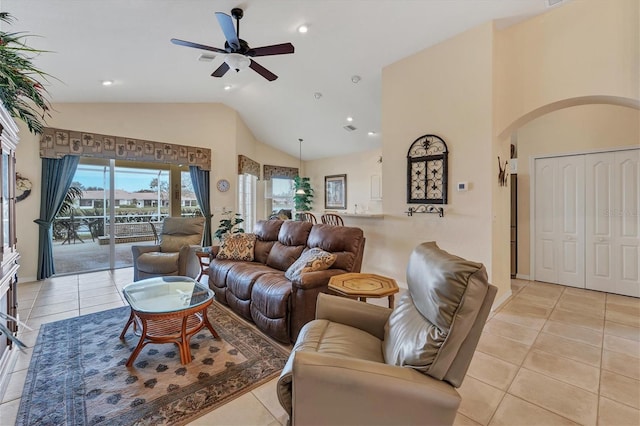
[
  {"x1": 39, "y1": 127, "x2": 212, "y2": 170},
  {"x1": 407, "y1": 134, "x2": 448, "y2": 205}
]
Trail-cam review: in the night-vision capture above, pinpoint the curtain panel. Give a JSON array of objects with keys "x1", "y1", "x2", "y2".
[
  {"x1": 238, "y1": 155, "x2": 260, "y2": 178},
  {"x1": 263, "y1": 165, "x2": 298, "y2": 181},
  {"x1": 34, "y1": 155, "x2": 81, "y2": 280},
  {"x1": 189, "y1": 166, "x2": 212, "y2": 247},
  {"x1": 40, "y1": 127, "x2": 212, "y2": 170}
]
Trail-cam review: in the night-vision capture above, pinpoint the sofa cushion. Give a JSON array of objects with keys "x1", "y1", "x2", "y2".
[
  {"x1": 266, "y1": 242, "x2": 305, "y2": 271},
  {"x1": 217, "y1": 233, "x2": 257, "y2": 261},
  {"x1": 382, "y1": 242, "x2": 489, "y2": 381},
  {"x1": 285, "y1": 248, "x2": 337, "y2": 282},
  {"x1": 307, "y1": 224, "x2": 364, "y2": 271},
  {"x1": 254, "y1": 220, "x2": 283, "y2": 264},
  {"x1": 251, "y1": 274, "x2": 293, "y2": 343},
  {"x1": 136, "y1": 252, "x2": 180, "y2": 274},
  {"x1": 278, "y1": 220, "x2": 313, "y2": 246}
]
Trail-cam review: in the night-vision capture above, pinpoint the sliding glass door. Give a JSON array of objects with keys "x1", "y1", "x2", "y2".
[{"x1": 52, "y1": 158, "x2": 196, "y2": 275}]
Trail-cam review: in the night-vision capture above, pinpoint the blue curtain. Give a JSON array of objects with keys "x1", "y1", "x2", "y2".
[
  {"x1": 189, "y1": 165, "x2": 212, "y2": 247},
  {"x1": 34, "y1": 155, "x2": 80, "y2": 280}
]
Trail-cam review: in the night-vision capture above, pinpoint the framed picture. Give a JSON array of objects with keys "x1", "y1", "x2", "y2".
[{"x1": 325, "y1": 174, "x2": 347, "y2": 209}]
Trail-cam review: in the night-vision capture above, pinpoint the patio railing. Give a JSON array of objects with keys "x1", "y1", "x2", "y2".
[{"x1": 53, "y1": 213, "x2": 168, "y2": 245}]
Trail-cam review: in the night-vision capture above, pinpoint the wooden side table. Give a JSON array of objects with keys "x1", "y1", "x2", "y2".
[
  {"x1": 195, "y1": 251, "x2": 211, "y2": 282},
  {"x1": 328, "y1": 273, "x2": 399, "y2": 308}
]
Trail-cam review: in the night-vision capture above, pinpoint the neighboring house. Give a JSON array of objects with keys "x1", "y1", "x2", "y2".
[{"x1": 77, "y1": 189, "x2": 197, "y2": 209}]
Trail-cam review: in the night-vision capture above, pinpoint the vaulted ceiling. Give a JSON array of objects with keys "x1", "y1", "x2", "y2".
[{"x1": 3, "y1": 0, "x2": 562, "y2": 160}]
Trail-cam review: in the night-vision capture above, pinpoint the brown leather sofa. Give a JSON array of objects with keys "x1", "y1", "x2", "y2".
[
  {"x1": 277, "y1": 242, "x2": 497, "y2": 425},
  {"x1": 208, "y1": 219, "x2": 365, "y2": 343}
]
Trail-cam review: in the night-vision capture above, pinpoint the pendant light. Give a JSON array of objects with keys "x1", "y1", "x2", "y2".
[{"x1": 295, "y1": 138, "x2": 306, "y2": 195}]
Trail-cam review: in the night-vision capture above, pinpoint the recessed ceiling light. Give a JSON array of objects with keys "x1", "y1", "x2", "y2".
[
  {"x1": 313, "y1": 92, "x2": 322, "y2": 100},
  {"x1": 224, "y1": 85, "x2": 232, "y2": 91},
  {"x1": 297, "y1": 25, "x2": 308, "y2": 34},
  {"x1": 368, "y1": 131, "x2": 376, "y2": 136},
  {"x1": 101, "y1": 80, "x2": 114, "y2": 86},
  {"x1": 351, "y1": 75, "x2": 361, "y2": 84},
  {"x1": 346, "y1": 116, "x2": 353, "y2": 122}
]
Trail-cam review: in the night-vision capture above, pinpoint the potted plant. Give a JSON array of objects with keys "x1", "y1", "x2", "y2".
[
  {"x1": 214, "y1": 211, "x2": 245, "y2": 242},
  {"x1": 0, "y1": 12, "x2": 53, "y2": 134},
  {"x1": 293, "y1": 176, "x2": 314, "y2": 219}
]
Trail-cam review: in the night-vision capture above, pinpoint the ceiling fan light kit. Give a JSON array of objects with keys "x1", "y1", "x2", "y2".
[{"x1": 171, "y1": 7, "x2": 294, "y2": 81}]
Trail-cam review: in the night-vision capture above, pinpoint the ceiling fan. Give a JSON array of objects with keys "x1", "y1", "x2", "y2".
[{"x1": 171, "y1": 7, "x2": 294, "y2": 81}]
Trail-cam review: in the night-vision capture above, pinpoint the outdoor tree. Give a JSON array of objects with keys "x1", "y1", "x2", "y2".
[{"x1": 149, "y1": 178, "x2": 169, "y2": 198}]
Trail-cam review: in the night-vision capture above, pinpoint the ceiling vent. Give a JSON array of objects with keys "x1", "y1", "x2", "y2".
[
  {"x1": 198, "y1": 54, "x2": 216, "y2": 62},
  {"x1": 547, "y1": 0, "x2": 564, "y2": 7},
  {"x1": 343, "y1": 125, "x2": 357, "y2": 132}
]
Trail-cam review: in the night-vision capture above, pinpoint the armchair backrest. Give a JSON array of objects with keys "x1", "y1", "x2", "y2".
[
  {"x1": 383, "y1": 242, "x2": 497, "y2": 387},
  {"x1": 159, "y1": 216, "x2": 205, "y2": 252}
]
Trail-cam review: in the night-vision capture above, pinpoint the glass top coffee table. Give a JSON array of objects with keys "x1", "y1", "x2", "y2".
[{"x1": 119, "y1": 276, "x2": 219, "y2": 367}]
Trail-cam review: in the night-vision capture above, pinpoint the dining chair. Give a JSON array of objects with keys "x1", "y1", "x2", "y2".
[
  {"x1": 321, "y1": 213, "x2": 344, "y2": 226},
  {"x1": 300, "y1": 212, "x2": 317, "y2": 224}
]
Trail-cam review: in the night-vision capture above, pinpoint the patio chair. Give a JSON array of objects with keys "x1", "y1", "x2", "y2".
[{"x1": 131, "y1": 216, "x2": 204, "y2": 281}]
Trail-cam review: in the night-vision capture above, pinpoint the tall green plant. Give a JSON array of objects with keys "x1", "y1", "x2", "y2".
[
  {"x1": 214, "y1": 211, "x2": 244, "y2": 241},
  {"x1": 0, "y1": 12, "x2": 53, "y2": 134},
  {"x1": 293, "y1": 176, "x2": 314, "y2": 215}
]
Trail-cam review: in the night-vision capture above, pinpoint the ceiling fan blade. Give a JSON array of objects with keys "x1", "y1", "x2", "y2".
[
  {"x1": 248, "y1": 43, "x2": 295, "y2": 57},
  {"x1": 215, "y1": 12, "x2": 240, "y2": 51},
  {"x1": 249, "y1": 60, "x2": 278, "y2": 81},
  {"x1": 170, "y1": 38, "x2": 227, "y2": 54},
  {"x1": 211, "y1": 62, "x2": 230, "y2": 78}
]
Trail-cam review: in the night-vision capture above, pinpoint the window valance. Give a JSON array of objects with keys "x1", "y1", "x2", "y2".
[
  {"x1": 39, "y1": 127, "x2": 211, "y2": 170},
  {"x1": 263, "y1": 164, "x2": 298, "y2": 180},
  {"x1": 238, "y1": 155, "x2": 260, "y2": 178}
]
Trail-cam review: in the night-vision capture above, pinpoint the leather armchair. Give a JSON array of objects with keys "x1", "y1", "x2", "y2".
[
  {"x1": 277, "y1": 242, "x2": 497, "y2": 426},
  {"x1": 131, "y1": 217, "x2": 205, "y2": 281}
]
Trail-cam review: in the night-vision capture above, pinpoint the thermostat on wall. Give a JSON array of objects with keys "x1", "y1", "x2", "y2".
[{"x1": 457, "y1": 182, "x2": 468, "y2": 192}]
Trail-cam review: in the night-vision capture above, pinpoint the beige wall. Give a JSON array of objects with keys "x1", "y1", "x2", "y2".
[
  {"x1": 515, "y1": 104, "x2": 640, "y2": 277},
  {"x1": 380, "y1": 23, "x2": 496, "y2": 289},
  {"x1": 305, "y1": 148, "x2": 383, "y2": 216},
  {"x1": 494, "y1": 0, "x2": 639, "y2": 135},
  {"x1": 15, "y1": 103, "x2": 295, "y2": 281}
]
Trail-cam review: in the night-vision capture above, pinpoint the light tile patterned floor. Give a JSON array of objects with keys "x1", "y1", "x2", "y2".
[{"x1": 1, "y1": 272, "x2": 639, "y2": 425}]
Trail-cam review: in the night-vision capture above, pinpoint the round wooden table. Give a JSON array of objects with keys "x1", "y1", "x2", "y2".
[
  {"x1": 119, "y1": 276, "x2": 219, "y2": 367},
  {"x1": 328, "y1": 273, "x2": 399, "y2": 308}
]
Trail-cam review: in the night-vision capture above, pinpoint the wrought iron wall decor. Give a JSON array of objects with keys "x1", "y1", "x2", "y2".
[
  {"x1": 407, "y1": 134, "x2": 448, "y2": 204},
  {"x1": 405, "y1": 205, "x2": 444, "y2": 217}
]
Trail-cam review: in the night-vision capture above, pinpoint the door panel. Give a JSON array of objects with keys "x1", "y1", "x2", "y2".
[
  {"x1": 535, "y1": 158, "x2": 558, "y2": 283},
  {"x1": 586, "y1": 149, "x2": 639, "y2": 297}
]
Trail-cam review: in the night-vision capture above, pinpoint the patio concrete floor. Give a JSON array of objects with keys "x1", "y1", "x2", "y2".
[{"x1": 52, "y1": 237, "x2": 153, "y2": 274}]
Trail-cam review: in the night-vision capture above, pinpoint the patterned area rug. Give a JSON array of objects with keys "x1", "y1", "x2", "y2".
[{"x1": 16, "y1": 302, "x2": 290, "y2": 425}]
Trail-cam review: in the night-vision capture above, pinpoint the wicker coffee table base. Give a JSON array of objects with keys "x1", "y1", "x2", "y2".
[{"x1": 119, "y1": 299, "x2": 219, "y2": 367}]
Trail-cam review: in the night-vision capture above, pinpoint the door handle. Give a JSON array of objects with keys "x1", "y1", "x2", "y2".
[{"x1": 598, "y1": 237, "x2": 606, "y2": 242}]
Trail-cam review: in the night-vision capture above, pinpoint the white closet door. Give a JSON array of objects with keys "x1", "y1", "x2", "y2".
[
  {"x1": 586, "y1": 149, "x2": 640, "y2": 296},
  {"x1": 534, "y1": 158, "x2": 559, "y2": 284},
  {"x1": 534, "y1": 155, "x2": 585, "y2": 287}
]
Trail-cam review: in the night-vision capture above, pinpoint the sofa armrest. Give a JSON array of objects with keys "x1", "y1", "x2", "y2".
[
  {"x1": 288, "y1": 351, "x2": 460, "y2": 426},
  {"x1": 131, "y1": 244, "x2": 161, "y2": 259},
  {"x1": 181, "y1": 245, "x2": 202, "y2": 278},
  {"x1": 315, "y1": 293, "x2": 391, "y2": 340},
  {"x1": 292, "y1": 269, "x2": 348, "y2": 290}
]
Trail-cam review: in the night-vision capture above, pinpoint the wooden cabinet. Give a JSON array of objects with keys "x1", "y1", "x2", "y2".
[{"x1": 0, "y1": 104, "x2": 20, "y2": 399}]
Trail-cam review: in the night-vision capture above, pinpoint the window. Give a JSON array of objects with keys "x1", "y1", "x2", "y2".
[
  {"x1": 238, "y1": 173, "x2": 257, "y2": 232},
  {"x1": 271, "y1": 177, "x2": 295, "y2": 214}
]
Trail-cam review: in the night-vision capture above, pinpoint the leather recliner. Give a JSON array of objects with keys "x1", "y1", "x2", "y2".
[
  {"x1": 131, "y1": 216, "x2": 204, "y2": 281},
  {"x1": 277, "y1": 241, "x2": 498, "y2": 426}
]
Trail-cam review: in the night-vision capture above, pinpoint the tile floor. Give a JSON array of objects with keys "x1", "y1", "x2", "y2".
[{"x1": 0, "y1": 272, "x2": 639, "y2": 425}]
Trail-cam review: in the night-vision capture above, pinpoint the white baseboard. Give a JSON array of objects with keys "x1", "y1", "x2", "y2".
[
  {"x1": 491, "y1": 289, "x2": 513, "y2": 312},
  {"x1": 18, "y1": 275, "x2": 37, "y2": 284},
  {"x1": 515, "y1": 274, "x2": 531, "y2": 280}
]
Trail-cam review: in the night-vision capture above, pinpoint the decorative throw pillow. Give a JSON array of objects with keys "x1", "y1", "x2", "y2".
[
  {"x1": 284, "y1": 248, "x2": 337, "y2": 281},
  {"x1": 216, "y1": 233, "x2": 257, "y2": 261}
]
